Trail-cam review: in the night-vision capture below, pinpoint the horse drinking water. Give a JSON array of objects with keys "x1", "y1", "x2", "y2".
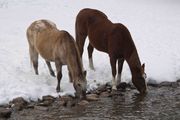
[
  {"x1": 75, "y1": 8, "x2": 147, "y2": 94},
  {"x1": 26, "y1": 20, "x2": 87, "y2": 98}
]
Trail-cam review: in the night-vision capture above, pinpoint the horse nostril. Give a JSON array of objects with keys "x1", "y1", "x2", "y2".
[{"x1": 78, "y1": 83, "x2": 81, "y2": 87}]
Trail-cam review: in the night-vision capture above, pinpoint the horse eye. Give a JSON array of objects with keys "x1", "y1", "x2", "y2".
[{"x1": 78, "y1": 83, "x2": 81, "y2": 87}]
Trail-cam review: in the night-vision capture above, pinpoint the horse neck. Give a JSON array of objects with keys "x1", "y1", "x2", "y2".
[
  {"x1": 67, "y1": 46, "x2": 84, "y2": 81},
  {"x1": 126, "y1": 49, "x2": 142, "y2": 78}
]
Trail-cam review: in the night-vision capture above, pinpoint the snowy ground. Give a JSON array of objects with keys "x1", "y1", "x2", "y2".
[{"x1": 0, "y1": 0, "x2": 180, "y2": 105}]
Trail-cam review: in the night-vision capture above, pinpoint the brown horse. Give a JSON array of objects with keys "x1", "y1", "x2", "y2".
[
  {"x1": 75, "y1": 8, "x2": 147, "y2": 94},
  {"x1": 26, "y1": 19, "x2": 87, "y2": 98}
]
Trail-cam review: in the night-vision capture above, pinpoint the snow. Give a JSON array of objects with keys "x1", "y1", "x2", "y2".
[{"x1": 0, "y1": 0, "x2": 180, "y2": 105}]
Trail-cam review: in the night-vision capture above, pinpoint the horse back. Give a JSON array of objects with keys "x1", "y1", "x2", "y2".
[
  {"x1": 76, "y1": 8, "x2": 136, "y2": 59},
  {"x1": 27, "y1": 20, "x2": 59, "y2": 61},
  {"x1": 54, "y1": 31, "x2": 80, "y2": 64},
  {"x1": 76, "y1": 8, "x2": 113, "y2": 52},
  {"x1": 110, "y1": 23, "x2": 136, "y2": 59}
]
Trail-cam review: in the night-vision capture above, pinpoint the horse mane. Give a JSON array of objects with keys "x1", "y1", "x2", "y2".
[
  {"x1": 128, "y1": 49, "x2": 142, "y2": 77},
  {"x1": 60, "y1": 31, "x2": 84, "y2": 79}
]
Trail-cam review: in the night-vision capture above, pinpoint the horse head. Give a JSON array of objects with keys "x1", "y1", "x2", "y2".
[
  {"x1": 133, "y1": 63, "x2": 147, "y2": 94},
  {"x1": 73, "y1": 71, "x2": 87, "y2": 99}
]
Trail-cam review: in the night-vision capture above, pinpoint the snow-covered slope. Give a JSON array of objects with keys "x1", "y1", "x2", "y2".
[{"x1": 0, "y1": 0, "x2": 180, "y2": 105}]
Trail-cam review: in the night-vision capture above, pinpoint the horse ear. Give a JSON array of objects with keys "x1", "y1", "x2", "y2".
[
  {"x1": 141, "y1": 63, "x2": 145, "y2": 71},
  {"x1": 83, "y1": 70, "x2": 87, "y2": 77}
]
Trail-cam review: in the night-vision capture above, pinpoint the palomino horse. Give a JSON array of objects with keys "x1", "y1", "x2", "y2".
[
  {"x1": 26, "y1": 20, "x2": 87, "y2": 98},
  {"x1": 75, "y1": 8, "x2": 147, "y2": 94}
]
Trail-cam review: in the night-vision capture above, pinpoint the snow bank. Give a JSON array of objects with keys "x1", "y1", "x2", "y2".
[{"x1": 0, "y1": 0, "x2": 180, "y2": 104}]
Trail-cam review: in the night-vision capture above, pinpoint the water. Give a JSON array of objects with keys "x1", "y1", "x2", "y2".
[{"x1": 8, "y1": 85, "x2": 180, "y2": 120}]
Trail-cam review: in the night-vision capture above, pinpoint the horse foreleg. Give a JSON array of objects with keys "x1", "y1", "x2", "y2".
[
  {"x1": 117, "y1": 58, "x2": 124, "y2": 85},
  {"x1": 110, "y1": 57, "x2": 117, "y2": 90},
  {"x1": 55, "y1": 60, "x2": 62, "y2": 92},
  {"x1": 68, "y1": 66, "x2": 73, "y2": 83},
  {"x1": 45, "y1": 61, "x2": 55, "y2": 77},
  {"x1": 87, "y1": 43, "x2": 95, "y2": 70}
]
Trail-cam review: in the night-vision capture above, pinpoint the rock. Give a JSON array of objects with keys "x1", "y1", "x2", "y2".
[
  {"x1": 171, "y1": 82, "x2": 178, "y2": 88},
  {"x1": 36, "y1": 95, "x2": 55, "y2": 107},
  {"x1": 147, "y1": 83, "x2": 159, "y2": 87},
  {"x1": 0, "y1": 108, "x2": 12, "y2": 118},
  {"x1": 34, "y1": 106, "x2": 49, "y2": 111},
  {"x1": 10, "y1": 97, "x2": 28, "y2": 105},
  {"x1": 0, "y1": 104, "x2": 10, "y2": 108},
  {"x1": 96, "y1": 84, "x2": 107, "y2": 92},
  {"x1": 159, "y1": 81, "x2": 172, "y2": 87},
  {"x1": 158, "y1": 81, "x2": 179, "y2": 87},
  {"x1": 26, "y1": 105, "x2": 34, "y2": 109},
  {"x1": 176, "y1": 102, "x2": 180, "y2": 108},
  {"x1": 87, "y1": 89, "x2": 100, "y2": 95},
  {"x1": 117, "y1": 82, "x2": 128, "y2": 90},
  {"x1": 147, "y1": 79, "x2": 159, "y2": 87},
  {"x1": 177, "y1": 79, "x2": 180, "y2": 83},
  {"x1": 57, "y1": 98, "x2": 66, "y2": 106},
  {"x1": 37, "y1": 100, "x2": 53, "y2": 107},
  {"x1": 59, "y1": 95, "x2": 75, "y2": 107},
  {"x1": 86, "y1": 94, "x2": 99, "y2": 101},
  {"x1": 66, "y1": 100, "x2": 76, "y2": 108},
  {"x1": 105, "y1": 82, "x2": 112, "y2": 88},
  {"x1": 129, "y1": 84, "x2": 136, "y2": 89},
  {"x1": 42, "y1": 95, "x2": 55, "y2": 101},
  {"x1": 111, "y1": 90, "x2": 123, "y2": 96},
  {"x1": 10, "y1": 97, "x2": 28, "y2": 111},
  {"x1": 60, "y1": 95, "x2": 73, "y2": 101},
  {"x1": 100, "y1": 91, "x2": 111, "y2": 97},
  {"x1": 78, "y1": 100, "x2": 89, "y2": 106}
]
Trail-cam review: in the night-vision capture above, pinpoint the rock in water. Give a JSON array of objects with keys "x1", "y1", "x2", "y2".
[
  {"x1": 10, "y1": 97, "x2": 28, "y2": 111},
  {"x1": 0, "y1": 108, "x2": 12, "y2": 118},
  {"x1": 86, "y1": 94, "x2": 99, "y2": 101},
  {"x1": 78, "y1": 100, "x2": 89, "y2": 106}
]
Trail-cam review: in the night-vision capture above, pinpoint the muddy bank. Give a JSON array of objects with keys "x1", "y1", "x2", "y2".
[{"x1": 1, "y1": 81, "x2": 180, "y2": 120}]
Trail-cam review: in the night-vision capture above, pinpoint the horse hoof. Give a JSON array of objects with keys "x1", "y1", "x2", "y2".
[
  {"x1": 112, "y1": 86, "x2": 117, "y2": 90},
  {"x1": 89, "y1": 66, "x2": 95, "y2": 71},
  {"x1": 56, "y1": 89, "x2": 60, "y2": 93},
  {"x1": 50, "y1": 72, "x2": 55, "y2": 77}
]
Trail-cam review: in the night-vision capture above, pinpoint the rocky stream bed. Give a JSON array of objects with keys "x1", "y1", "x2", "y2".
[{"x1": 0, "y1": 80, "x2": 180, "y2": 120}]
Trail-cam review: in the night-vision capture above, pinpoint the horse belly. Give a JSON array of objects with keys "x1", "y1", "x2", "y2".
[
  {"x1": 88, "y1": 31, "x2": 108, "y2": 53},
  {"x1": 38, "y1": 48, "x2": 54, "y2": 61}
]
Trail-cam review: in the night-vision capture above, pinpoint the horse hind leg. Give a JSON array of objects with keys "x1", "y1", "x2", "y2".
[
  {"x1": 55, "y1": 59, "x2": 62, "y2": 92},
  {"x1": 87, "y1": 43, "x2": 95, "y2": 70},
  {"x1": 117, "y1": 58, "x2": 124, "y2": 85},
  {"x1": 29, "y1": 46, "x2": 39, "y2": 75},
  {"x1": 45, "y1": 61, "x2": 55, "y2": 77}
]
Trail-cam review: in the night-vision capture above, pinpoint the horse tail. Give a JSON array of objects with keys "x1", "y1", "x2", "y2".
[{"x1": 26, "y1": 25, "x2": 38, "y2": 68}]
